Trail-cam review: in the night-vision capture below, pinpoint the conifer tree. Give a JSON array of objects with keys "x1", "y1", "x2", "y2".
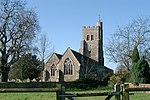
[
  {"x1": 136, "y1": 57, "x2": 150, "y2": 83},
  {"x1": 131, "y1": 46, "x2": 150, "y2": 84},
  {"x1": 131, "y1": 45, "x2": 140, "y2": 63}
]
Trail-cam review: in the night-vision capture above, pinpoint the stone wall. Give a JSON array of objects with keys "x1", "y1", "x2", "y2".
[
  {"x1": 129, "y1": 83, "x2": 150, "y2": 88},
  {"x1": 129, "y1": 84, "x2": 150, "y2": 93}
]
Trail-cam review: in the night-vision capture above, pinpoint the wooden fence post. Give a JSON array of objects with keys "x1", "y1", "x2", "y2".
[
  {"x1": 114, "y1": 84, "x2": 120, "y2": 100},
  {"x1": 56, "y1": 83, "x2": 62, "y2": 100},
  {"x1": 56, "y1": 70, "x2": 65, "y2": 100},
  {"x1": 123, "y1": 84, "x2": 129, "y2": 100}
]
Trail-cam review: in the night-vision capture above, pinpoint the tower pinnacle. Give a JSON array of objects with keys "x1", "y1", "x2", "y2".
[
  {"x1": 98, "y1": 14, "x2": 101, "y2": 21},
  {"x1": 96, "y1": 14, "x2": 101, "y2": 26}
]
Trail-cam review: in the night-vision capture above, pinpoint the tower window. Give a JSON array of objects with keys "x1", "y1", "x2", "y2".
[
  {"x1": 91, "y1": 35, "x2": 94, "y2": 40},
  {"x1": 64, "y1": 58, "x2": 73, "y2": 75},
  {"x1": 87, "y1": 35, "x2": 89, "y2": 41}
]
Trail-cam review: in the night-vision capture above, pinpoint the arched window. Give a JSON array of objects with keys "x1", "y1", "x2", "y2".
[
  {"x1": 64, "y1": 58, "x2": 73, "y2": 75},
  {"x1": 51, "y1": 64, "x2": 56, "y2": 76}
]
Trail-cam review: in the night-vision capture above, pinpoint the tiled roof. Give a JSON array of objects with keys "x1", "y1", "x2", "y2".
[
  {"x1": 54, "y1": 53, "x2": 62, "y2": 60},
  {"x1": 70, "y1": 48, "x2": 98, "y2": 65}
]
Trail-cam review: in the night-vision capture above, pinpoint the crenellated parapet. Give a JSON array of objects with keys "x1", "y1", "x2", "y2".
[{"x1": 82, "y1": 26, "x2": 100, "y2": 29}]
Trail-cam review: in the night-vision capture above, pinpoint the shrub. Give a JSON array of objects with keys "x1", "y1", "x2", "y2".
[
  {"x1": 109, "y1": 74, "x2": 123, "y2": 87},
  {"x1": 64, "y1": 79, "x2": 108, "y2": 90}
]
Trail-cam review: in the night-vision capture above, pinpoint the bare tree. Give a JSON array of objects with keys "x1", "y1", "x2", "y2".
[
  {"x1": 106, "y1": 17, "x2": 150, "y2": 72},
  {"x1": 144, "y1": 48, "x2": 150, "y2": 64},
  {"x1": 80, "y1": 57, "x2": 98, "y2": 79},
  {"x1": 38, "y1": 33, "x2": 54, "y2": 80},
  {"x1": 40, "y1": 33, "x2": 54, "y2": 64},
  {"x1": 115, "y1": 64, "x2": 127, "y2": 75},
  {"x1": 0, "y1": 0, "x2": 39, "y2": 82}
]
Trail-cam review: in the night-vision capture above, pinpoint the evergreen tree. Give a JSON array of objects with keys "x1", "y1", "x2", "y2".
[
  {"x1": 131, "y1": 46, "x2": 150, "y2": 84},
  {"x1": 131, "y1": 45, "x2": 140, "y2": 63},
  {"x1": 135, "y1": 57, "x2": 150, "y2": 83},
  {"x1": 9, "y1": 53, "x2": 42, "y2": 80},
  {"x1": 131, "y1": 46, "x2": 140, "y2": 84},
  {"x1": 131, "y1": 63, "x2": 138, "y2": 84}
]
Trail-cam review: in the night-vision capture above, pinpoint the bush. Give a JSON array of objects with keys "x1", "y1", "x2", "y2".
[
  {"x1": 64, "y1": 79, "x2": 108, "y2": 90},
  {"x1": 109, "y1": 74, "x2": 124, "y2": 87}
]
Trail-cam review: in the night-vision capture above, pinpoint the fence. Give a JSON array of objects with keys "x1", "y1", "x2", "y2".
[
  {"x1": 0, "y1": 82, "x2": 65, "y2": 100},
  {"x1": 0, "y1": 70, "x2": 65, "y2": 100},
  {"x1": 0, "y1": 82, "x2": 122, "y2": 100},
  {"x1": 128, "y1": 84, "x2": 150, "y2": 93},
  {"x1": 59, "y1": 84, "x2": 121, "y2": 100},
  {"x1": 1, "y1": 82, "x2": 150, "y2": 100},
  {"x1": 0, "y1": 70, "x2": 150, "y2": 100},
  {"x1": 0, "y1": 70, "x2": 120, "y2": 100},
  {"x1": 60, "y1": 84, "x2": 150, "y2": 100},
  {"x1": 122, "y1": 84, "x2": 150, "y2": 100}
]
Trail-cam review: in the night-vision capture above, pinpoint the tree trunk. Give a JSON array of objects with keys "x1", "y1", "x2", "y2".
[{"x1": 0, "y1": 71, "x2": 9, "y2": 82}]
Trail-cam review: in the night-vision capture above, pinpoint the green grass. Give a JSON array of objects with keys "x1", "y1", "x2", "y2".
[
  {"x1": 70, "y1": 92, "x2": 150, "y2": 100},
  {"x1": 0, "y1": 92, "x2": 56, "y2": 100},
  {"x1": 129, "y1": 92, "x2": 150, "y2": 100},
  {"x1": 0, "y1": 88, "x2": 150, "y2": 100}
]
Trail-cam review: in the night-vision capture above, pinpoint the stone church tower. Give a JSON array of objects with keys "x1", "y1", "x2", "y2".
[{"x1": 79, "y1": 20, "x2": 104, "y2": 66}]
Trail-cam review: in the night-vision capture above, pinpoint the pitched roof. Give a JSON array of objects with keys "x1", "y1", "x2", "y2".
[
  {"x1": 70, "y1": 49, "x2": 83, "y2": 64},
  {"x1": 70, "y1": 48, "x2": 97, "y2": 65},
  {"x1": 46, "y1": 53, "x2": 62, "y2": 64},
  {"x1": 51, "y1": 48, "x2": 113, "y2": 72},
  {"x1": 70, "y1": 48, "x2": 113, "y2": 70},
  {"x1": 54, "y1": 53, "x2": 62, "y2": 60}
]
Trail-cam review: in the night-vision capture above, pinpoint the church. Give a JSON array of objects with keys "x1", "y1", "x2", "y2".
[{"x1": 43, "y1": 20, "x2": 113, "y2": 82}]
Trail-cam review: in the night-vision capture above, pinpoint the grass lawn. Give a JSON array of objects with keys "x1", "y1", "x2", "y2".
[
  {"x1": 0, "y1": 88, "x2": 150, "y2": 100},
  {"x1": 72, "y1": 92, "x2": 150, "y2": 100},
  {"x1": 129, "y1": 92, "x2": 150, "y2": 100},
  {"x1": 0, "y1": 92, "x2": 56, "y2": 100},
  {"x1": 0, "y1": 92, "x2": 106, "y2": 100}
]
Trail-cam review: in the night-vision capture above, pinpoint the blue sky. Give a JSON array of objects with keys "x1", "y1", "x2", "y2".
[{"x1": 26, "y1": 0, "x2": 150, "y2": 70}]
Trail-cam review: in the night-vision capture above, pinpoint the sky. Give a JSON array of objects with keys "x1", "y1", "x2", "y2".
[{"x1": 26, "y1": 0, "x2": 150, "y2": 70}]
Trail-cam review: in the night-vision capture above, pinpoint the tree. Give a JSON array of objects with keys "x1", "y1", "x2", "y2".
[
  {"x1": 131, "y1": 46, "x2": 150, "y2": 84},
  {"x1": 131, "y1": 45, "x2": 140, "y2": 63},
  {"x1": 9, "y1": 53, "x2": 42, "y2": 80},
  {"x1": 37, "y1": 33, "x2": 54, "y2": 80},
  {"x1": 131, "y1": 57, "x2": 150, "y2": 84},
  {"x1": 0, "y1": 0, "x2": 39, "y2": 82},
  {"x1": 115, "y1": 64, "x2": 127, "y2": 75},
  {"x1": 80, "y1": 56, "x2": 110, "y2": 80},
  {"x1": 144, "y1": 48, "x2": 150, "y2": 65},
  {"x1": 106, "y1": 17, "x2": 150, "y2": 72},
  {"x1": 109, "y1": 74, "x2": 124, "y2": 87},
  {"x1": 81, "y1": 58, "x2": 97, "y2": 79}
]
